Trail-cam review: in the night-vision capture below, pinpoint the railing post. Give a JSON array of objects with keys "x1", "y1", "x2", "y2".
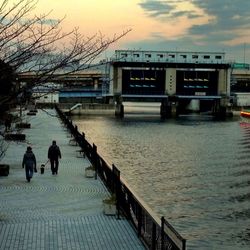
[
  {"x1": 152, "y1": 222, "x2": 157, "y2": 250},
  {"x1": 93, "y1": 144, "x2": 98, "y2": 180},
  {"x1": 74, "y1": 125, "x2": 78, "y2": 135},
  {"x1": 138, "y1": 206, "x2": 142, "y2": 237},
  {"x1": 182, "y1": 239, "x2": 186, "y2": 250},
  {"x1": 161, "y1": 217, "x2": 165, "y2": 250},
  {"x1": 81, "y1": 132, "x2": 86, "y2": 152},
  {"x1": 112, "y1": 164, "x2": 121, "y2": 220}
]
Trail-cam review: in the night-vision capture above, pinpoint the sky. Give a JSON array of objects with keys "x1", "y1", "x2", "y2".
[{"x1": 11, "y1": 0, "x2": 250, "y2": 63}]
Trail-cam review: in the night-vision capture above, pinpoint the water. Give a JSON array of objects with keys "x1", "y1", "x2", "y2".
[{"x1": 72, "y1": 104, "x2": 250, "y2": 250}]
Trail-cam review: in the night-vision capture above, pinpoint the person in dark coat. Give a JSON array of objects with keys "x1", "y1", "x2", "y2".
[
  {"x1": 4, "y1": 116, "x2": 11, "y2": 132},
  {"x1": 48, "y1": 140, "x2": 61, "y2": 175},
  {"x1": 22, "y1": 146, "x2": 37, "y2": 182}
]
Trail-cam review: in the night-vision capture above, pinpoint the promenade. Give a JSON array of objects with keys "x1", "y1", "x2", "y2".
[{"x1": 0, "y1": 109, "x2": 145, "y2": 250}]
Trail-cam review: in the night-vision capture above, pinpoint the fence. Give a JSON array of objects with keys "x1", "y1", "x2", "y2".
[{"x1": 55, "y1": 105, "x2": 186, "y2": 250}]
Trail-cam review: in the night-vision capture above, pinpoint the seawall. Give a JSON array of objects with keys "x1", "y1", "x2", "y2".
[{"x1": 36, "y1": 103, "x2": 115, "y2": 115}]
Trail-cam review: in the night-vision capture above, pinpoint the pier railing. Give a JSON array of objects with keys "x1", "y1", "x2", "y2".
[{"x1": 55, "y1": 105, "x2": 186, "y2": 250}]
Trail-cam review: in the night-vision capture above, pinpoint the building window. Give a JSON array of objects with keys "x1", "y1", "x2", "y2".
[
  {"x1": 169, "y1": 54, "x2": 175, "y2": 58},
  {"x1": 215, "y1": 55, "x2": 222, "y2": 59},
  {"x1": 157, "y1": 54, "x2": 163, "y2": 58},
  {"x1": 203, "y1": 55, "x2": 210, "y2": 59},
  {"x1": 181, "y1": 55, "x2": 187, "y2": 59},
  {"x1": 145, "y1": 54, "x2": 151, "y2": 58},
  {"x1": 121, "y1": 53, "x2": 127, "y2": 57},
  {"x1": 192, "y1": 55, "x2": 198, "y2": 59},
  {"x1": 133, "y1": 54, "x2": 140, "y2": 57}
]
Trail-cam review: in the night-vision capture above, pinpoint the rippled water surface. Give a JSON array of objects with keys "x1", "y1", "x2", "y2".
[{"x1": 72, "y1": 107, "x2": 250, "y2": 250}]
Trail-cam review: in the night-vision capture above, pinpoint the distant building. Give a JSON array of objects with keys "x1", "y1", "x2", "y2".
[
  {"x1": 32, "y1": 83, "x2": 61, "y2": 103},
  {"x1": 231, "y1": 63, "x2": 250, "y2": 107}
]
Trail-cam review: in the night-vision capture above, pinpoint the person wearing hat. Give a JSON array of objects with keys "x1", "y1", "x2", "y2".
[
  {"x1": 48, "y1": 140, "x2": 61, "y2": 175},
  {"x1": 22, "y1": 146, "x2": 37, "y2": 182}
]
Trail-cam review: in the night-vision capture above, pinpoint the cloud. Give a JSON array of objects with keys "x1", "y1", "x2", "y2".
[
  {"x1": 138, "y1": 0, "x2": 175, "y2": 18},
  {"x1": 139, "y1": 0, "x2": 250, "y2": 42},
  {"x1": 192, "y1": 1, "x2": 250, "y2": 29},
  {"x1": 139, "y1": 0, "x2": 205, "y2": 20},
  {"x1": 171, "y1": 11, "x2": 202, "y2": 19},
  {"x1": 135, "y1": 0, "x2": 250, "y2": 62}
]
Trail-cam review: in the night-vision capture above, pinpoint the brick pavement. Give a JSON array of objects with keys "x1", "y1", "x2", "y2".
[{"x1": 0, "y1": 108, "x2": 145, "y2": 250}]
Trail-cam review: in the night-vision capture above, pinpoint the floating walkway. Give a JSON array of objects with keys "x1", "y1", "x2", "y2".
[{"x1": 0, "y1": 109, "x2": 145, "y2": 249}]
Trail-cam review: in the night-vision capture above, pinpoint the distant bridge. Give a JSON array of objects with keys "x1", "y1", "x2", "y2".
[{"x1": 17, "y1": 70, "x2": 105, "y2": 83}]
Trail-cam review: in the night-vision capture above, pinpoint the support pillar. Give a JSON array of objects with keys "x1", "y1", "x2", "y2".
[
  {"x1": 160, "y1": 100, "x2": 172, "y2": 119},
  {"x1": 213, "y1": 98, "x2": 227, "y2": 119},
  {"x1": 171, "y1": 102, "x2": 178, "y2": 118},
  {"x1": 93, "y1": 78, "x2": 99, "y2": 90},
  {"x1": 114, "y1": 95, "x2": 124, "y2": 118},
  {"x1": 115, "y1": 103, "x2": 124, "y2": 118}
]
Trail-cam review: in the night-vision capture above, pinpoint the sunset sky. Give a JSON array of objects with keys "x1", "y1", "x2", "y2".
[{"x1": 12, "y1": 0, "x2": 250, "y2": 63}]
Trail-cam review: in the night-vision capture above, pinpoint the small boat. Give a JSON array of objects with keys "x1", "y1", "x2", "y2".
[{"x1": 240, "y1": 110, "x2": 250, "y2": 123}]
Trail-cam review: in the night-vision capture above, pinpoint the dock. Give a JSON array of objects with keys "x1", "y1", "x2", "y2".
[{"x1": 0, "y1": 108, "x2": 145, "y2": 249}]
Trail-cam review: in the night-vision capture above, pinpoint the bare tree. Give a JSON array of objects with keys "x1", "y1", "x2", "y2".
[{"x1": 0, "y1": 0, "x2": 130, "y2": 107}]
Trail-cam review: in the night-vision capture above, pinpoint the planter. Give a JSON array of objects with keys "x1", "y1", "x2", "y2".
[
  {"x1": 85, "y1": 165, "x2": 95, "y2": 178},
  {"x1": 27, "y1": 111, "x2": 36, "y2": 116},
  {"x1": 4, "y1": 133, "x2": 26, "y2": 141},
  {"x1": 76, "y1": 149, "x2": 85, "y2": 158},
  {"x1": 0, "y1": 164, "x2": 10, "y2": 176},
  {"x1": 16, "y1": 122, "x2": 31, "y2": 129},
  {"x1": 69, "y1": 138, "x2": 77, "y2": 146},
  {"x1": 103, "y1": 195, "x2": 116, "y2": 215}
]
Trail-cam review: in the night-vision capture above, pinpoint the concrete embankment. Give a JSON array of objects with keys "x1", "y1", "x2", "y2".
[
  {"x1": 36, "y1": 103, "x2": 115, "y2": 115},
  {"x1": 35, "y1": 102, "x2": 247, "y2": 117}
]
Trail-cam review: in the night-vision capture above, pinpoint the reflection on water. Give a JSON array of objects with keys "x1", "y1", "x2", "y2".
[{"x1": 73, "y1": 111, "x2": 250, "y2": 250}]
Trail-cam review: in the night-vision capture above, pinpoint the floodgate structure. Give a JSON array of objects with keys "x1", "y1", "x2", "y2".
[{"x1": 109, "y1": 50, "x2": 231, "y2": 118}]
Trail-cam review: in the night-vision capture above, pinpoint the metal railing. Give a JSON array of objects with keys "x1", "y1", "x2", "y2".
[{"x1": 55, "y1": 105, "x2": 186, "y2": 250}]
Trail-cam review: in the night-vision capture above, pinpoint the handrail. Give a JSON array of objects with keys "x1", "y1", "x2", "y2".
[
  {"x1": 55, "y1": 104, "x2": 186, "y2": 250},
  {"x1": 69, "y1": 103, "x2": 82, "y2": 111}
]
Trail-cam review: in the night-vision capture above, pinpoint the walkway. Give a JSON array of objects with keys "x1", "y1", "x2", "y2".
[{"x1": 0, "y1": 108, "x2": 145, "y2": 250}]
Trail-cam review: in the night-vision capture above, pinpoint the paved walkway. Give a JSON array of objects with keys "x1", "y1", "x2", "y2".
[{"x1": 0, "y1": 109, "x2": 145, "y2": 250}]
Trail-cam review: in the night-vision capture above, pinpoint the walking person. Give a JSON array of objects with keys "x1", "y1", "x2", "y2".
[
  {"x1": 48, "y1": 140, "x2": 61, "y2": 175},
  {"x1": 4, "y1": 116, "x2": 11, "y2": 132},
  {"x1": 22, "y1": 146, "x2": 37, "y2": 182}
]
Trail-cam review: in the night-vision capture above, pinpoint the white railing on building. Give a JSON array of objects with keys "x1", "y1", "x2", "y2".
[{"x1": 112, "y1": 50, "x2": 226, "y2": 65}]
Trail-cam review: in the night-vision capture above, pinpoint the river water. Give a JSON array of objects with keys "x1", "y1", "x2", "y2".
[{"x1": 72, "y1": 103, "x2": 250, "y2": 250}]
